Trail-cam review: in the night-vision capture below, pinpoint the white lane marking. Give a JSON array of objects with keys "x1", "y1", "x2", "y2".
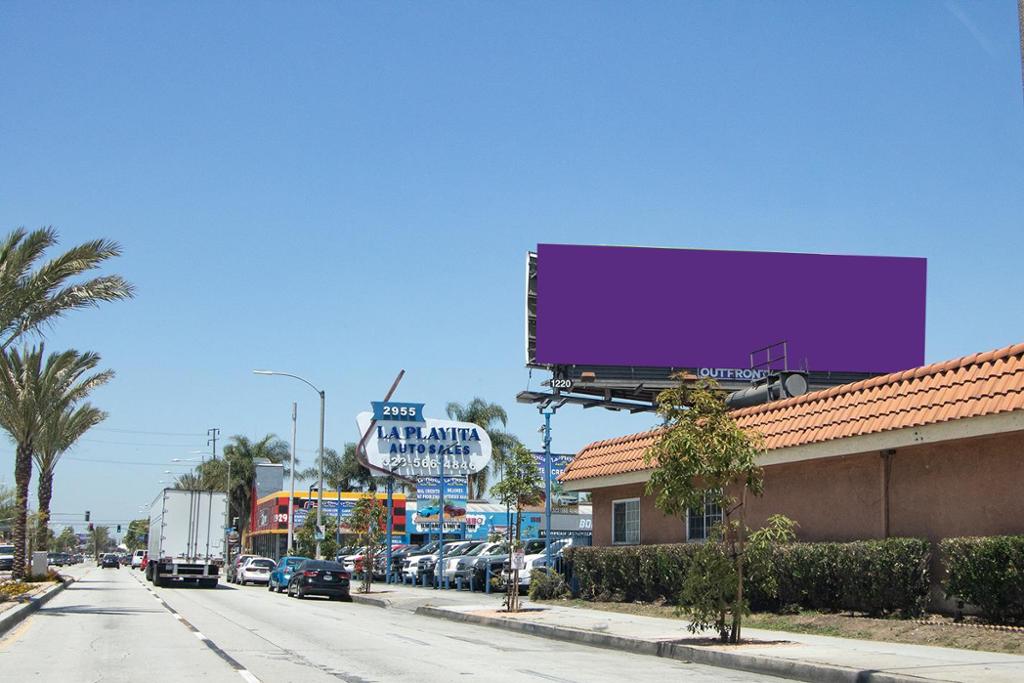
[
  {"x1": 238, "y1": 671, "x2": 261, "y2": 683},
  {"x1": 173, "y1": 613, "x2": 183, "y2": 620},
  {"x1": 193, "y1": 631, "x2": 207, "y2": 641}
]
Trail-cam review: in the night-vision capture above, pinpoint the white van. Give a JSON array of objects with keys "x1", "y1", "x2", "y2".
[{"x1": 131, "y1": 549, "x2": 146, "y2": 569}]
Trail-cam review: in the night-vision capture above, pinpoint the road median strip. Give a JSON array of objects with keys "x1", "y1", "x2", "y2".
[
  {"x1": 414, "y1": 605, "x2": 944, "y2": 683},
  {"x1": 0, "y1": 574, "x2": 76, "y2": 637}
]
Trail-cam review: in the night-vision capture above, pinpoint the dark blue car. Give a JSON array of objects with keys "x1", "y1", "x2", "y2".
[{"x1": 268, "y1": 556, "x2": 310, "y2": 593}]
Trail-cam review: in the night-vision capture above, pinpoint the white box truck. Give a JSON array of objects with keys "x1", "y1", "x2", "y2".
[{"x1": 146, "y1": 488, "x2": 227, "y2": 588}]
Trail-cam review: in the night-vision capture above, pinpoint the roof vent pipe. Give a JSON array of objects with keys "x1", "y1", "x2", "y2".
[{"x1": 725, "y1": 372, "x2": 809, "y2": 409}]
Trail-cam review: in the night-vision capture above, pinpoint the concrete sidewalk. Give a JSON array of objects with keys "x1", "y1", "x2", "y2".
[{"x1": 355, "y1": 583, "x2": 1024, "y2": 683}]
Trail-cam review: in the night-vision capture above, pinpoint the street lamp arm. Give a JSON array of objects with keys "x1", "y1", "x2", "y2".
[{"x1": 252, "y1": 370, "x2": 322, "y2": 395}]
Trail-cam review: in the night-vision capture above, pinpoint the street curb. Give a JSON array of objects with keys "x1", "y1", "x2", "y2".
[
  {"x1": 350, "y1": 592, "x2": 392, "y2": 609},
  {"x1": 0, "y1": 576, "x2": 75, "y2": 637},
  {"x1": 415, "y1": 606, "x2": 951, "y2": 683}
]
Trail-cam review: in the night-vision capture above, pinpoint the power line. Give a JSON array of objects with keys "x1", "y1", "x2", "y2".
[
  {"x1": 79, "y1": 438, "x2": 205, "y2": 447},
  {"x1": 63, "y1": 456, "x2": 199, "y2": 467},
  {"x1": 94, "y1": 427, "x2": 207, "y2": 437}
]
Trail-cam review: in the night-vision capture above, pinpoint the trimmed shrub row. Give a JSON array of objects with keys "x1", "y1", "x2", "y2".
[
  {"x1": 941, "y1": 536, "x2": 1024, "y2": 625},
  {"x1": 567, "y1": 543, "x2": 700, "y2": 604},
  {"x1": 565, "y1": 537, "x2": 931, "y2": 617}
]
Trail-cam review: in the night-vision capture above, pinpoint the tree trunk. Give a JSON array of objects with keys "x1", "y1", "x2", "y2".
[
  {"x1": 12, "y1": 442, "x2": 33, "y2": 580},
  {"x1": 730, "y1": 486, "x2": 748, "y2": 644},
  {"x1": 36, "y1": 470, "x2": 53, "y2": 553}
]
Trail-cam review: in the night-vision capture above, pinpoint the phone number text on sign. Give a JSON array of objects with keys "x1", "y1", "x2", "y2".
[{"x1": 356, "y1": 410, "x2": 492, "y2": 478}]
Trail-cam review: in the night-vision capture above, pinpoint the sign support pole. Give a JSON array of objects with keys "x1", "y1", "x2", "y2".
[
  {"x1": 542, "y1": 408, "x2": 553, "y2": 571},
  {"x1": 386, "y1": 478, "x2": 394, "y2": 583},
  {"x1": 437, "y1": 454, "x2": 446, "y2": 588}
]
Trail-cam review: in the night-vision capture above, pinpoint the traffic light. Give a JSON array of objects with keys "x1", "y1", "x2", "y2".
[
  {"x1": 85, "y1": 510, "x2": 90, "y2": 522},
  {"x1": 88, "y1": 523, "x2": 94, "y2": 531},
  {"x1": 116, "y1": 524, "x2": 121, "y2": 533}
]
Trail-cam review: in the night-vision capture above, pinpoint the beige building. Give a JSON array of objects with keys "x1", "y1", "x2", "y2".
[{"x1": 560, "y1": 342, "x2": 1024, "y2": 548}]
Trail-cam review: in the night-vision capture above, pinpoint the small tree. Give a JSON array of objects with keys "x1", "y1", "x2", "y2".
[
  {"x1": 644, "y1": 378, "x2": 765, "y2": 643},
  {"x1": 348, "y1": 494, "x2": 387, "y2": 593},
  {"x1": 294, "y1": 513, "x2": 318, "y2": 558},
  {"x1": 89, "y1": 525, "x2": 112, "y2": 560},
  {"x1": 490, "y1": 444, "x2": 543, "y2": 612},
  {"x1": 55, "y1": 526, "x2": 77, "y2": 553},
  {"x1": 123, "y1": 518, "x2": 148, "y2": 551}
]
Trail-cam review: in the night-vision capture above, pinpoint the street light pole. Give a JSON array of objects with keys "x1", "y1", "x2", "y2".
[
  {"x1": 253, "y1": 370, "x2": 327, "y2": 559},
  {"x1": 288, "y1": 402, "x2": 297, "y2": 553},
  {"x1": 317, "y1": 388, "x2": 325, "y2": 559},
  {"x1": 539, "y1": 398, "x2": 565, "y2": 573}
]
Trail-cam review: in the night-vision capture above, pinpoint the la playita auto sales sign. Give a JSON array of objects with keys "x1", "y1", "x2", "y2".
[{"x1": 356, "y1": 402, "x2": 492, "y2": 479}]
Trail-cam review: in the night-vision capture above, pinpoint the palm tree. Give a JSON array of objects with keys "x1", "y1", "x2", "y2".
[
  {"x1": 0, "y1": 227, "x2": 134, "y2": 350},
  {"x1": 33, "y1": 403, "x2": 107, "y2": 550},
  {"x1": 298, "y1": 444, "x2": 376, "y2": 493},
  {"x1": 0, "y1": 346, "x2": 112, "y2": 578},
  {"x1": 197, "y1": 435, "x2": 291, "y2": 541},
  {"x1": 173, "y1": 473, "x2": 204, "y2": 489},
  {"x1": 173, "y1": 472, "x2": 205, "y2": 490},
  {"x1": 446, "y1": 398, "x2": 523, "y2": 500}
]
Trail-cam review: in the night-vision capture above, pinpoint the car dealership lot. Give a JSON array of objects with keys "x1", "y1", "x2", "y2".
[{"x1": 1, "y1": 565, "x2": 782, "y2": 682}]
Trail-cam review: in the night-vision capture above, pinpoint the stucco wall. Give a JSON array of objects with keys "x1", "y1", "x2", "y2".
[
  {"x1": 587, "y1": 430, "x2": 1024, "y2": 546},
  {"x1": 889, "y1": 433, "x2": 1024, "y2": 541},
  {"x1": 591, "y1": 482, "x2": 685, "y2": 546}
]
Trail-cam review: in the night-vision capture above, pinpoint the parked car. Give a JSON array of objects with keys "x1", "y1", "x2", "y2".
[
  {"x1": 371, "y1": 544, "x2": 413, "y2": 579},
  {"x1": 464, "y1": 541, "x2": 511, "y2": 589},
  {"x1": 100, "y1": 553, "x2": 120, "y2": 569},
  {"x1": 47, "y1": 552, "x2": 67, "y2": 567},
  {"x1": 337, "y1": 546, "x2": 368, "y2": 573},
  {"x1": 517, "y1": 538, "x2": 574, "y2": 586},
  {"x1": 237, "y1": 557, "x2": 276, "y2": 585},
  {"x1": 405, "y1": 540, "x2": 477, "y2": 584},
  {"x1": 399, "y1": 541, "x2": 441, "y2": 581},
  {"x1": 286, "y1": 559, "x2": 351, "y2": 600},
  {"x1": 0, "y1": 544, "x2": 14, "y2": 571},
  {"x1": 227, "y1": 554, "x2": 255, "y2": 583},
  {"x1": 439, "y1": 540, "x2": 487, "y2": 583},
  {"x1": 131, "y1": 549, "x2": 146, "y2": 569},
  {"x1": 268, "y1": 556, "x2": 310, "y2": 593}
]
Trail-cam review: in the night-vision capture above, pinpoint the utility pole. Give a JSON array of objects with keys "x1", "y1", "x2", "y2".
[{"x1": 208, "y1": 427, "x2": 220, "y2": 462}]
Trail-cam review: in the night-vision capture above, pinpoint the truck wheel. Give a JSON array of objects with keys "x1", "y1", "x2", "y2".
[{"x1": 153, "y1": 574, "x2": 164, "y2": 588}]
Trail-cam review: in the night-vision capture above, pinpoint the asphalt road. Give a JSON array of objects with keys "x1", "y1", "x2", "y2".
[{"x1": 1, "y1": 567, "x2": 786, "y2": 682}]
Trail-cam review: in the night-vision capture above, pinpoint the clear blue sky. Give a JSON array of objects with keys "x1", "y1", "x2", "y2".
[{"x1": 1, "y1": 2, "x2": 1022, "y2": 535}]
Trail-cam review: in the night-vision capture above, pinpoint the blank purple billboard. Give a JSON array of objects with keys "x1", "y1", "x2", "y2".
[{"x1": 535, "y1": 244, "x2": 926, "y2": 374}]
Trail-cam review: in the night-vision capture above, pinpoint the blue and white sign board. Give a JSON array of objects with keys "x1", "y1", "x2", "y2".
[
  {"x1": 293, "y1": 499, "x2": 356, "y2": 529},
  {"x1": 415, "y1": 476, "x2": 469, "y2": 525},
  {"x1": 357, "y1": 404, "x2": 492, "y2": 478},
  {"x1": 532, "y1": 452, "x2": 579, "y2": 507}
]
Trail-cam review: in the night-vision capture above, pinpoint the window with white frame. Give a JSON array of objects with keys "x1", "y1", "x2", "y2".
[
  {"x1": 612, "y1": 498, "x2": 640, "y2": 545},
  {"x1": 686, "y1": 491, "x2": 723, "y2": 542}
]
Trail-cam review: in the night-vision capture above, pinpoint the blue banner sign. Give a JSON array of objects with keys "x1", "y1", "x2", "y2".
[
  {"x1": 371, "y1": 401, "x2": 425, "y2": 422},
  {"x1": 415, "y1": 476, "x2": 468, "y2": 524},
  {"x1": 532, "y1": 452, "x2": 579, "y2": 508}
]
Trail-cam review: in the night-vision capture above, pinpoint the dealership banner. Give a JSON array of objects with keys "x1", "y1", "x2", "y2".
[
  {"x1": 414, "y1": 476, "x2": 468, "y2": 525},
  {"x1": 531, "y1": 452, "x2": 579, "y2": 509}
]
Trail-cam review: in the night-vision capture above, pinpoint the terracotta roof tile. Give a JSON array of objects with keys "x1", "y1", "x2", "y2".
[{"x1": 560, "y1": 341, "x2": 1024, "y2": 483}]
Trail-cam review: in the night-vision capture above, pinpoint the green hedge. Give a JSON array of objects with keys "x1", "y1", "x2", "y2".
[
  {"x1": 942, "y1": 536, "x2": 1024, "y2": 624},
  {"x1": 566, "y1": 537, "x2": 931, "y2": 617},
  {"x1": 566, "y1": 544, "x2": 699, "y2": 603}
]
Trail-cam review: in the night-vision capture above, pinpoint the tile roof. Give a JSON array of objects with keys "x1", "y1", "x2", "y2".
[{"x1": 560, "y1": 341, "x2": 1024, "y2": 483}]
